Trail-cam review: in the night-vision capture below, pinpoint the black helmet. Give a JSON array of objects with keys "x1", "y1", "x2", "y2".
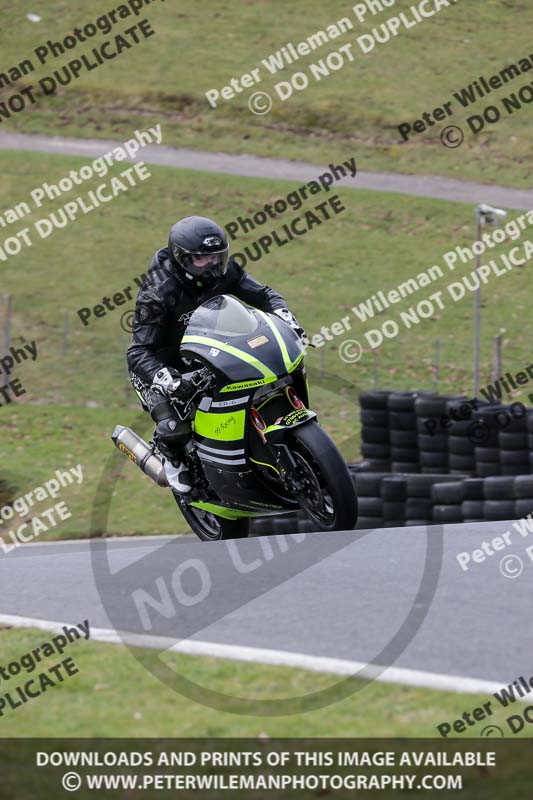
[{"x1": 168, "y1": 216, "x2": 229, "y2": 284}]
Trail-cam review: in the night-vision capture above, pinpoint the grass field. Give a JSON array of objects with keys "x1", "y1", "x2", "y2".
[
  {"x1": 3, "y1": 629, "x2": 533, "y2": 796},
  {"x1": 1, "y1": 148, "x2": 532, "y2": 539},
  {"x1": 0, "y1": 626, "x2": 526, "y2": 738},
  {"x1": 0, "y1": 0, "x2": 532, "y2": 187}
]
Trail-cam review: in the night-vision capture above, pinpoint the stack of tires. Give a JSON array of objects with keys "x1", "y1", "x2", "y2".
[
  {"x1": 359, "y1": 391, "x2": 391, "y2": 471},
  {"x1": 388, "y1": 392, "x2": 420, "y2": 474},
  {"x1": 445, "y1": 397, "x2": 477, "y2": 475},
  {"x1": 355, "y1": 472, "x2": 388, "y2": 529},
  {"x1": 515, "y1": 475, "x2": 533, "y2": 519},
  {"x1": 483, "y1": 476, "x2": 526, "y2": 520},
  {"x1": 431, "y1": 480, "x2": 464, "y2": 523},
  {"x1": 250, "y1": 511, "x2": 310, "y2": 536},
  {"x1": 529, "y1": 411, "x2": 533, "y2": 472},
  {"x1": 499, "y1": 416, "x2": 530, "y2": 477},
  {"x1": 471, "y1": 403, "x2": 531, "y2": 476},
  {"x1": 406, "y1": 474, "x2": 463, "y2": 525},
  {"x1": 431, "y1": 477, "x2": 484, "y2": 523},
  {"x1": 381, "y1": 476, "x2": 407, "y2": 527},
  {"x1": 460, "y1": 478, "x2": 486, "y2": 522},
  {"x1": 471, "y1": 404, "x2": 503, "y2": 477},
  {"x1": 360, "y1": 393, "x2": 533, "y2": 478},
  {"x1": 415, "y1": 395, "x2": 453, "y2": 474}
]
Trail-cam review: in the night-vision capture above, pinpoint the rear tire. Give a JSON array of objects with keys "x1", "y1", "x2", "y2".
[
  {"x1": 174, "y1": 493, "x2": 249, "y2": 542},
  {"x1": 289, "y1": 422, "x2": 358, "y2": 532}
]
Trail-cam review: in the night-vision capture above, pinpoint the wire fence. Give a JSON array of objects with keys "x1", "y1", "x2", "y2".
[
  {"x1": 1, "y1": 293, "x2": 530, "y2": 408},
  {"x1": 306, "y1": 331, "x2": 520, "y2": 401}
]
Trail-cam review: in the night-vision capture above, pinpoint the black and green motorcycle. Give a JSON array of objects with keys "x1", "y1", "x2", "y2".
[{"x1": 113, "y1": 295, "x2": 358, "y2": 541}]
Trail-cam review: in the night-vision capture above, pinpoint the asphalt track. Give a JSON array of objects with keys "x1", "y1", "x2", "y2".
[
  {"x1": 0, "y1": 519, "x2": 531, "y2": 694},
  {"x1": 0, "y1": 131, "x2": 532, "y2": 210}
]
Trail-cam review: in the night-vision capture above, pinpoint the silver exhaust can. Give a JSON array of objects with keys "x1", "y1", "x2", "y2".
[{"x1": 111, "y1": 425, "x2": 168, "y2": 487}]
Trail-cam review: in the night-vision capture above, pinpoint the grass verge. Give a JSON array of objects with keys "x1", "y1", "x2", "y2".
[
  {"x1": 0, "y1": 626, "x2": 527, "y2": 738},
  {"x1": 0, "y1": 0, "x2": 532, "y2": 186}
]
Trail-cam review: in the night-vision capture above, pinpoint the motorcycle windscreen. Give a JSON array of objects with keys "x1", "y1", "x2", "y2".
[
  {"x1": 187, "y1": 295, "x2": 259, "y2": 337},
  {"x1": 182, "y1": 295, "x2": 303, "y2": 384}
]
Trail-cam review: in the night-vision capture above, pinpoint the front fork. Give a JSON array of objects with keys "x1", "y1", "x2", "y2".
[
  {"x1": 264, "y1": 415, "x2": 317, "y2": 493},
  {"x1": 251, "y1": 386, "x2": 317, "y2": 493},
  {"x1": 271, "y1": 442, "x2": 304, "y2": 494}
]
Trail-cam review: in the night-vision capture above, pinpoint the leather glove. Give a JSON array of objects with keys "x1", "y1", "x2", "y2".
[
  {"x1": 152, "y1": 366, "x2": 214, "y2": 403},
  {"x1": 273, "y1": 308, "x2": 309, "y2": 347},
  {"x1": 151, "y1": 367, "x2": 182, "y2": 397}
]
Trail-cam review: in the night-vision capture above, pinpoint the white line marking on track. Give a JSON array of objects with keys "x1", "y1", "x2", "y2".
[
  {"x1": 0, "y1": 613, "x2": 513, "y2": 698},
  {"x1": 0, "y1": 534, "x2": 183, "y2": 549}
]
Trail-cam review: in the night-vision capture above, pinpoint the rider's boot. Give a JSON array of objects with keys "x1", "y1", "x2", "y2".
[
  {"x1": 151, "y1": 399, "x2": 193, "y2": 494},
  {"x1": 163, "y1": 458, "x2": 193, "y2": 494}
]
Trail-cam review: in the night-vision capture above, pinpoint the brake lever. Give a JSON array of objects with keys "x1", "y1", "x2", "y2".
[{"x1": 192, "y1": 368, "x2": 216, "y2": 391}]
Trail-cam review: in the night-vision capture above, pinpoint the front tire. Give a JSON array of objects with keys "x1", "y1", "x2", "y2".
[
  {"x1": 289, "y1": 423, "x2": 358, "y2": 532},
  {"x1": 174, "y1": 493, "x2": 249, "y2": 541}
]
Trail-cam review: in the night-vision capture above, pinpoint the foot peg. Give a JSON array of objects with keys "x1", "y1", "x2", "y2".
[{"x1": 164, "y1": 460, "x2": 193, "y2": 494}]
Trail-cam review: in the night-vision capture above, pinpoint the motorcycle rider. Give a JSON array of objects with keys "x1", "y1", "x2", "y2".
[{"x1": 127, "y1": 215, "x2": 307, "y2": 493}]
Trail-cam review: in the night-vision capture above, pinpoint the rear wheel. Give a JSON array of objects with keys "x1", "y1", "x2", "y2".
[
  {"x1": 289, "y1": 423, "x2": 358, "y2": 532},
  {"x1": 173, "y1": 493, "x2": 249, "y2": 541}
]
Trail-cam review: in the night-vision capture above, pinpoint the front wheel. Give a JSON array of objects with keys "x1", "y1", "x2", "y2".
[
  {"x1": 173, "y1": 492, "x2": 249, "y2": 542},
  {"x1": 289, "y1": 423, "x2": 358, "y2": 532}
]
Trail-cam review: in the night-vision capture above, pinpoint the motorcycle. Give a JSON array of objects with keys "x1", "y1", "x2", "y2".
[{"x1": 112, "y1": 295, "x2": 358, "y2": 541}]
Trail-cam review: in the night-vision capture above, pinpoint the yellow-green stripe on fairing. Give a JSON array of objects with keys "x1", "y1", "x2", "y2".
[
  {"x1": 258, "y1": 312, "x2": 305, "y2": 374},
  {"x1": 263, "y1": 423, "x2": 286, "y2": 435},
  {"x1": 182, "y1": 335, "x2": 277, "y2": 380},
  {"x1": 257, "y1": 311, "x2": 292, "y2": 372},
  {"x1": 189, "y1": 501, "x2": 265, "y2": 520},
  {"x1": 250, "y1": 457, "x2": 280, "y2": 475}
]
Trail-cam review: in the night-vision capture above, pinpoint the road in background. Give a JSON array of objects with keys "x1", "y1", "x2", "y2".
[{"x1": 1, "y1": 131, "x2": 531, "y2": 210}]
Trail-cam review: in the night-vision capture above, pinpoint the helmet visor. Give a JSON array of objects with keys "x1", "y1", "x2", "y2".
[{"x1": 177, "y1": 246, "x2": 229, "y2": 279}]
